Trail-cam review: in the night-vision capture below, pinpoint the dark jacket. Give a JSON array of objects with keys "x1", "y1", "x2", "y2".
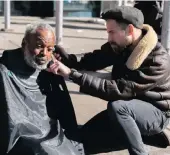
[
  {"x1": 55, "y1": 24, "x2": 170, "y2": 111},
  {"x1": 0, "y1": 48, "x2": 82, "y2": 155}
]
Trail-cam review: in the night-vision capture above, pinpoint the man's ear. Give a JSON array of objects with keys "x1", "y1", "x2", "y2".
[
  {"x1": 125, "y1": 24, "x2": 135, "y2": 42},
  {"x1": 126, "y1": 24, "x2": 134, "y2": 36}
]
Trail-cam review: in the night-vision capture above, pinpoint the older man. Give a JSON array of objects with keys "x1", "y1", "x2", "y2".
[
  {"x1": 0, "y1": 23, "x2": 84, "y2": 155},
  {"x1": 52, "y1": 6, "x2": 170, "y2": 155}
]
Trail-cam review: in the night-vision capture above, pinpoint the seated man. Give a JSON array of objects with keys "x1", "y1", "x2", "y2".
[
  {"x1": 51, "y1": 6, "x2": 170, "y2": 155},
  {"x1": 0, "y1": 23, "x2": 84, "y2": 155}
]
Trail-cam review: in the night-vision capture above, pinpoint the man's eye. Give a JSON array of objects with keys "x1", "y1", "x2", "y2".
[
  {"x1": 48, "y1": 47, "x2": 54, "y2": 52},
  {"x1": 48, "y1": 48, "x2": 54, "y2": 52},
  {"x1": 108, "y1": 31, "x2": 114, "y2": 34},
  {"x1": 36, "y1": 45, "x2": 42, "y2": 48}
]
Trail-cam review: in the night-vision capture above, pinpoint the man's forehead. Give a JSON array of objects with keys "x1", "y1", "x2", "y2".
[
  {"x1": 30, "y1": 28, "x2": 55, "y2": 44},
  {"x1": 106, "y1": 20, "x2": 121, "y2": 31},
  {"x1": 106, "y1": 20, "x2": 118, "y2": 27}
]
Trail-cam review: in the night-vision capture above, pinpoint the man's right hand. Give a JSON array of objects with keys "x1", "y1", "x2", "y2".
[
  {"x1": 54, "y1": 53, "x2": 61, "y2": 61},
  {"x1": 53, "y1": 45, "x2": 71, "y2": 68},
  {"x1": 47, "y1": 59, "x2": 71, "y2": 78},
  {"x1": 54, "y1": 45, "x2": 66, "y2": 61}
]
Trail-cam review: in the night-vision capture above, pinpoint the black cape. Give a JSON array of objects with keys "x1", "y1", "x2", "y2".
[{"x1": 0, "y1": 48, "x2": 84, "y2": 155}]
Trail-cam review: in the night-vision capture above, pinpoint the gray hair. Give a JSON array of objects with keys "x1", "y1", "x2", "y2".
[{"x1": 24, "y1": 22, "x2": 56, "y2": 42}]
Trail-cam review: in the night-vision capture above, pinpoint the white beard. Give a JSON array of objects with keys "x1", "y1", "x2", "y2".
[{"x1": 23, "y1": 46, "x2": 50, "y2": 71}]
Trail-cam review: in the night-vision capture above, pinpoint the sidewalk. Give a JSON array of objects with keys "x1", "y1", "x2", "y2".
[
  {"x1": 0, "y1": 16, "x2": 170, "y2": 155},
  {"x1": 0, "y1": 16, "x2": 107, "y2": 55}
]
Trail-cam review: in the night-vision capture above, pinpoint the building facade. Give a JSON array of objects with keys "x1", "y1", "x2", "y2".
[{"x1": 0, "y1": 1, "x2": 134, "y2": 17}]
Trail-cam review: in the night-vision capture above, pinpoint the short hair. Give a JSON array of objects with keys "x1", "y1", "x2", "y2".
[
  {"x1": 115, "y1": 19, "x2": 129, "y2": 30},
  {"x1": 24, "y1": 23, "x2": 56, "y2": 42}
]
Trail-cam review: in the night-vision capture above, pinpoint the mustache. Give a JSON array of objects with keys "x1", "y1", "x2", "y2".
[
  {"x1": 109, "y1": 42, "x2": 126, "y2": 52},
  {"x1": 35, "y1": 56, "x2": 47, "y2": 61},
  {"x1": 110, "y1": 42, "x2": 119, "y2": 49},
  {"x1": 34, "y1": 53, "x2": 49, "y2": 61}
]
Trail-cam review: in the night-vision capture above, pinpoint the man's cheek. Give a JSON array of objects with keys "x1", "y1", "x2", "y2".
[
  {"x1": 36, "y1": 50, "x2": 41, "y2": 56},
  {"x1": 30, "y1": 49, "x2": 39, "y2": 56},
  {"x1": 47, "y1": 52, "x2": 52, "y2": 60}
]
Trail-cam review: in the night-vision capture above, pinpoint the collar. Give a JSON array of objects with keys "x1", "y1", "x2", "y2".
[{"x1": 126, "y1": 24, "x2": 158, "y2": 70}]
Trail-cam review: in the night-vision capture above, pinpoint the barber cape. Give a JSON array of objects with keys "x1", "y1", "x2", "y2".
[{"x1": 0, "y1": 48, "x2": 84, "y2": 155}]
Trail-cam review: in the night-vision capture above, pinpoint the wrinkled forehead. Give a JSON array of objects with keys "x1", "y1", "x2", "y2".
[{"x1": 28, "y1": 28, "x2": 55, "y2": 45}]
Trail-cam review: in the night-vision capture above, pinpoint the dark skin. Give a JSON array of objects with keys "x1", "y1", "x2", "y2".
[{"x1": 24, "y1": 28, "x2": 55, "y2": 66}]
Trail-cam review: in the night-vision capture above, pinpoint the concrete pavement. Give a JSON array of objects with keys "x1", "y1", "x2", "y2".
[{"x1": 0, "y1": 16, "x2": 170, "y2": 155}]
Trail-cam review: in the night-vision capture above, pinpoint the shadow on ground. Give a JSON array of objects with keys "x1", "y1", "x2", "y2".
[{"x1": 79, "y1": 110, "x2": 169, "y2": 155}]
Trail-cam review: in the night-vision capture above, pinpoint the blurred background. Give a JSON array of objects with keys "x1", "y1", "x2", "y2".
[{"x1": 0, "y1": 0, "x2": 134, "y2": 18}]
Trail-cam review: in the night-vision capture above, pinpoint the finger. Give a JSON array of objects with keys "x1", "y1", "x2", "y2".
[
  {"x1": 47, "y1": 67, "x2": 56, "y2": 73},
  {"x1": 46, "y1": 68, "x2": 52, "y2": 72},
  {"x1": 52, "y1": 67, "x2": 59, "y2": 74},
  {"x1": 54, "y1": 53, "x2": 60, "y2": 59},
  {"x1": 50, "y1": 64, "x2": 59, "y2": 71},
  {"x1": 51, "y1": 66, "x2": 59, "y2": 74},
  {"x1": 49, "y1": 64, "x2": 56, "y2": 70},
  {"x1": 50, "y1": 61, "x2": 59, "y2": 67},
  {"x1": 55, "y1": 53, "x2": 59, "y2": 57},
  {"x1": 54, "y1": 53, "x2": 57, "y2": 56},
  {"x1": 50, "y1": 62, "x2": 59, "y2": 68},
  {"x1": 46, "y1": 63, "x2": 59, "y2": 73},
  {"x1": 58, "y1": 56, "x2": 61, "y2": 61}
]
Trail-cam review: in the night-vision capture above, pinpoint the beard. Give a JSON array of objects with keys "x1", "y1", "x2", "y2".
[
  {"x1": 110, "y1": 42, "x2": 126, "y2": 52},
  {"x1": 23, "y1": 46, "x2": 50, "y2": 71}
]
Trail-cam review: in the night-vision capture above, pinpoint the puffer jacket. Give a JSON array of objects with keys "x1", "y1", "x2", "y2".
[{"x1": 55, "y1": 24, "x2": 170, "y2": 111}]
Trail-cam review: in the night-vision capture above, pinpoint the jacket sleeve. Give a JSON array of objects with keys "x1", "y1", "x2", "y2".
[
  {"x1": 70, "y1": 50, "x2": 169, "y2": 101},
  {"x1": 71, "y1": 71, "x2": 135, "y2": 101},
  {"x1": 54, "y1": 42, "x2": 118, "y2": 71}
]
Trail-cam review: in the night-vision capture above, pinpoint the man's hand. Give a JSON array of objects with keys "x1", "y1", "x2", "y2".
[
  {"x1": 53, "y1": 45, "x2": 66, "y2": 61},
  {"x1": 53, "y1": 53, "x2": 61, "y2": 61},
  {"x1": 48, "y1": 60, "x2": 71, "y2": 78}
]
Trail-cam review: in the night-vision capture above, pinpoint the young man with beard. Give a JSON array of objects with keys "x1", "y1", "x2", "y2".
[
  {"x1": 51, "y1": 6, "x2": 170, "y2": 155},
  {"x1": 0, "y1": 23, "x2": 84, "y2": 155}
]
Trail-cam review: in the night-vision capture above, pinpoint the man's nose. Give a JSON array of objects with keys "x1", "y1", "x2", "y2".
[
  {"x1": 108, "y1": 35, "x2": 112, "y2": 42},
  {"x1": 40, "y1": 48, "x2": 48, "y2": 56}
]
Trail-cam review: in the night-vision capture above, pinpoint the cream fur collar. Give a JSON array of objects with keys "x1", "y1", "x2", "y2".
[{"x1": 126, "y1": 24, "x2": 158, "y2": 70}]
